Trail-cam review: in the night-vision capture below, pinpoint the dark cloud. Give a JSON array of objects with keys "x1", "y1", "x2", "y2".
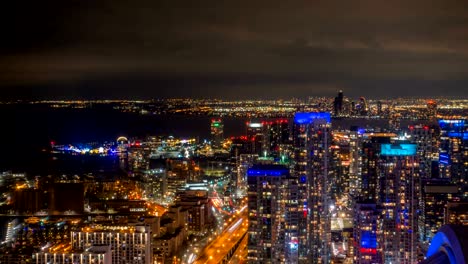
[{"x1": 1, "y1": 0, "x2": 468, "y2": 99}]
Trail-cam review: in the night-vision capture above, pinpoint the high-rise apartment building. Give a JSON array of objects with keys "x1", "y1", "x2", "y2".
[
  {"x1": 292, "y1": 112, "x2": 332, "y2": 263},
  {"x1": 438, "y1": 119, "x2": 467, "y2": 184},
  {"x1": 407, "y1": 124, "x2": 439, "y2": 179},
  {"x1": 377, "y1": 142, "x2": 419, "y2": 264},
  {"x1": 360, "y1": 134, "x2": 392, "y2": 202},
  {"x1": 247, "y1": 164, "x2": 291, "y2": 263}
]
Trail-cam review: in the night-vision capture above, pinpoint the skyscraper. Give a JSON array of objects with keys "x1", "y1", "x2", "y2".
[
  {"x1": 292, "y1": 112, "x2": 332, "y2": 263},
  {"x1": 247, "y1": 164, "x2": 291, "y2": 263},
  {"x1": 407, "y1": 124, "x2": 439, "y2": 180},
  {"x1": 438, "y1": 119, "x2": 468, "y2": 184},
  {"x1": 210, "y1": 119, "x2": 224, "y2": 148},
  {"x1": 377, "y1": 142, "x2": 419, "y2": 264},
  {"x1": 264, "y1": 119, "x2": 290, "y2": 158},
  {"x1": 360, "y1": 134, "x2": 392, "y2": 202},
  {"x1": 246, "y1": 121, "x2": 265, "y2": 156}
]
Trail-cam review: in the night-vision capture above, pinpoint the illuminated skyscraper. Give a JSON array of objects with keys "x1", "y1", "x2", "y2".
[
  {"x1": 292, "y1": 112, "x2": 332, "y2": 263},
  {"x1": 377, "y1": 142, "x2": 419, "y2": 264},
  {"x1": 246, "y1": 121, "x2": 265, "y2": 156},
  {"x1": 438, "y1": 119, "x2": 468, "y2": 184},
  {"x1": 264, "y1": 119, "x2": 290, "y2": 158},
  {"x1": 245, "y1": 119, "x2": 290, "y2": 158},
  {"x1": 348, "y1": 128, "x2": 363, "y2": 197},
  {"x1": 210, "y1": 119, "x2": 224, "y2": 148},
  {"x1": 247, "y1": 164, "x2": 291, "y2": 263},
  {"x1": 360, "y1": 135, "x2": 392, "y2": 202},
  {"x1": 407, "y1": 124, "x2": 439, "y2": 179}
]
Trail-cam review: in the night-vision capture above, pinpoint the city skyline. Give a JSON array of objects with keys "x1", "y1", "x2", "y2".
[
  {"x1": 1, "y1": 1, "x2": 467, "y2": 263},
  {"x1": 2, "y1": 0, "x2": 468, "y2": 99},
  {"x1": 0, "y1": 99, "x2": 466, "y2": 263}
]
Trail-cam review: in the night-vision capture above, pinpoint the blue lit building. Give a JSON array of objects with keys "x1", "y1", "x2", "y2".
[
  {"x1": 247, "y1": 164, "x2": 291, "y2": 263},
  {"x1": 438, "y1": 119, "x2": 468, "y2": 184},
  {"x1": 292, "y1": 112, "x2": 332, "y2": 263}
]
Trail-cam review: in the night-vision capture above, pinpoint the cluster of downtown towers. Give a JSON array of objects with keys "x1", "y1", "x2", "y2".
[{"x1": 243, "y1": 112, "x2": 466, "y2": 263}]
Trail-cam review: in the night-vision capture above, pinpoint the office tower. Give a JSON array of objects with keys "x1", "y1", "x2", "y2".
[
  {"x1": 265, "y1": 119, "x2": 290, "y2": 158},
  {"x1": 292, "y1": 112, "x2": 332, "y2": 263},
  {"x1": 210, "y1": 119, "x2": 224, "y2": 148},
  {"x1": 438, "y1": 119, "x2": 468, "y2": 184},
  {"x1": 353, "y1": 202, "x2": 382, "y2": 264},
  {"x1": 71, "y1": 225, "x2": 152, "y2": 264},
  {"x1": 377, "y1": 142, "x2": 419, "y2": 264},
  {"x1": 333, "y1": 90, "x2": 344, "y2": 116},
  {"x1": 246, "y1": 121, "x2": 265, "y2": 156},
  {"x1": 247, "y1": 164, "x2": 290, "y2": 263}
]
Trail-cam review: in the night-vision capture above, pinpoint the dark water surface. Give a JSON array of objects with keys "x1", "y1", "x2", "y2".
[{"x1": 1, "y1": 104, "x2": 247, "y2": 174}]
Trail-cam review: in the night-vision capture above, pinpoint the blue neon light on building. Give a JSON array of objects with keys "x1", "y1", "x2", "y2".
[
  {"x1": 361, "y1": 231, "x2": 377, "y2": 249},
  {"x1": 447, "y1": 132, "x2": 468, "y2": 139},
  {"x1": 438, "y1": 119, "x2": 465, "y2": 128},
  {"x1": 294, "y1": 112, "x2": 331, "y2": 124},
  {"x1": 247, "y1": 165, "x2": 289, "y2": 177},
  {"x1": 380, "y1": 143, "x2": 417, "y2": 156},
  {"x1": 439, "y1": 153, "x2": 450, "y2": 165}
]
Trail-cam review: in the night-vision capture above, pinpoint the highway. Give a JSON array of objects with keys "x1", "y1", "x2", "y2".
[{"x1": 193, "y1": 208, "x2": 248, "y2": 264}]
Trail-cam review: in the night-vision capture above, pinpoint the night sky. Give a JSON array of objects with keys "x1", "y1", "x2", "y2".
[{"x1": 1, "y1": 0, "x2": 468, "y2": 100}]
